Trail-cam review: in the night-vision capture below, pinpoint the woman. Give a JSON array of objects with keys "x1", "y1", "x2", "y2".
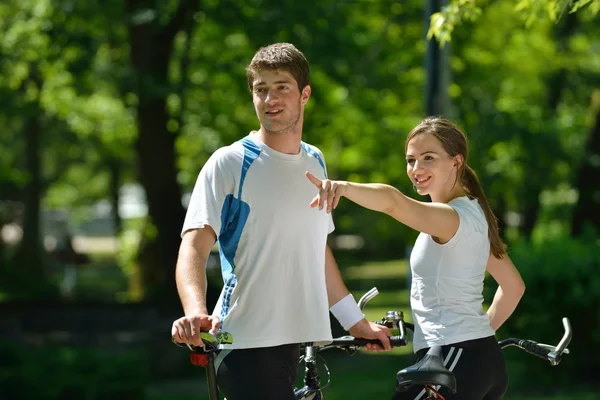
[{"x1": 306, "y1": 117, "x2": 525, "y2": 400}]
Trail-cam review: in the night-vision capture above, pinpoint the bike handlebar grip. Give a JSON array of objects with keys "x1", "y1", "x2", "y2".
[
  {"x1": 353, "y1": 336, "x2": 406, "y2": 348},
  {"x1": 389, "y1": 336, "x2": 406, "y2": 347},
  {"x1": 521, "y1": 340, "x2": 552, "y2": 360},
  {"x1": 171, "y1": 331, "x2": 233, "y2": 352}
]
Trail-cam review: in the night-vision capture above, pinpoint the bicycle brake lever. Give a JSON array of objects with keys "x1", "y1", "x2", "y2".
[{"x1": 375, "y1": 319, "x2": 393, "y2": 328}]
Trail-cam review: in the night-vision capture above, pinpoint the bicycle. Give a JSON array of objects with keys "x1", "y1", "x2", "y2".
[{"x1": 172, "y1": 287, "x2": 572, "y2": 400}]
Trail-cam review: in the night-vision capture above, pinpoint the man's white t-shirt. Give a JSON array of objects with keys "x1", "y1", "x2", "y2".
[
  {"x1": 181, "y1": 132, "x2": 335, "y2": 349},
  {"x1": 409, "y1": 196, "x2": 495, "y2": 352}
]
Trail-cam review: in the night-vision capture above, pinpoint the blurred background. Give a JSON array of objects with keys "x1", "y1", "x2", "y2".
[{"x1": 0, "y1": 0, "x2": 599, "y2": 399}]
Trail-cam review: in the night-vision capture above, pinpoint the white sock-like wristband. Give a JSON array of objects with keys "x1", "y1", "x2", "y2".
[{"x1": 330, "y1": 293, "x2": 364, "y2": 331}]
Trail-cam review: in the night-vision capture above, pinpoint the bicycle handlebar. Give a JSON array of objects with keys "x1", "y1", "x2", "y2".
[
  {"x1": 172, "y1": 288, "x2": 572, "y2": 369},
  {"x1": 498, "y1": 317, "x2": 572, "y2": 366},
  {"x1": 171, "y1": 288, "x2": 572, "y2": 400}
]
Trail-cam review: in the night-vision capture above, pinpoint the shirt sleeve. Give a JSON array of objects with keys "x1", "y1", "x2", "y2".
[
  {"x1": 181, "y1": 147, "x2": 237, "y2": 237},
  {"x1": 445, "y1": 198, "x2": 486, "y2": 247}
]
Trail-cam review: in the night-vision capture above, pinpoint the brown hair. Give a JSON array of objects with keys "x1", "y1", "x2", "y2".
[
  {"x1": 246, "y1": 43, "x2": 310, "y2": 92},
  {"x1": 405, "y1": 117, "x2": 507, "y2": 258}
]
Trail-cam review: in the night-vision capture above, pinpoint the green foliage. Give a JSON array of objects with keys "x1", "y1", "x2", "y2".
[
  {"x1": 429, "y1": 0, "x2": 600, "y2": 45},
  {"x1": 115, "y1": 218, "x2": 156, "y2": 302},
  {"x1": 429, "y1": 0, "x2": 483, "y2": 46},
  {"x1": 488, "y1": 228, "x2": 600, "y2": 387},
  {"x1": 445, "y1": 0, "x2": 600, "y2": 240},
  {"x1": 0, "y1": 0, "x2": 598, "y2": 309}
]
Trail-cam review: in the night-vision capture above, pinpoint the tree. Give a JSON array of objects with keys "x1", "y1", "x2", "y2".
[
  {"x1": 571, "y1": 90, "x2": 600, "y2": 235},
  {"x1": 0, "y1": 1, "x2": 54, "y2": 293},
  {"x1": 125, "y1": 0, "x2": 200, "y2": 301},
  {"x1": 428, "y1": 0, "x2": 600, "y2": 239},
  {"x1": 0, "y1": 0, "x2": 138, "y2": 298}
]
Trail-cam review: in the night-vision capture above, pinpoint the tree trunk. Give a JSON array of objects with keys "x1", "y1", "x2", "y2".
[
  {"x1": 126, "y1": 0, "x2": 197, "y2": 302},
  {"x1": 520, "y1": 190, "x2": 540, "y2": 238},
  {"x1": 571, "y1": 90, "x2": 600, "y2": 236},
  {"x1": 11, "y1": 62, "x2": 46, "y2": 286},
  {"x1": 424, "y1": 0, "x2": 450, "y2": 117},
  {"x1": 0, "y1": 219, "x2": 5, "y2": 273},
  {"x1": 13, "y1": 110, "x2": 45, "y2": 286},
  {"x1": 0, "y1": 185, "x2": 20, "y2": 283},
  {"x1": 108, "y1": 157, "x2": 123, "y2": 235}
]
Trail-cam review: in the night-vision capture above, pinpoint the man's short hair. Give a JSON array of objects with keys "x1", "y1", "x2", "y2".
[{"x1": 246, "y1": 43, "x2": 310, "y2": 92}]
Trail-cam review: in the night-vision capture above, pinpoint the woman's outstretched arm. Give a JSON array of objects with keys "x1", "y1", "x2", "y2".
[{"x1": 305, "y1": 171, "x2": 459, "y2": 243}]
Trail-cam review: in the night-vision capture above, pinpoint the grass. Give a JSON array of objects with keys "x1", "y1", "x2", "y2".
[
  {"x1": 344, "y1": 259, "x2": 409, "y2": 280},
  {"x1": 344, "y1": 259, "x2": 410, "y2": 294}
]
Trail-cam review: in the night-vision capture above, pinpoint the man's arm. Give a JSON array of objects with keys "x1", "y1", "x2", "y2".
[
  {"x1": 486, "y1": 253, "x2": 526, "y2": 331},
  {"x1": 172, "y1": 226, "x2": 221, "y2": 344},
  {"x1": 176, "y1": 227, "x2": 217, "y2": 316},
  {"x1": 324, "y1": 245, "x2": 392, "y2": 350},
  {"x1": 324, "y1": 244, "x2": 351, "y2": 306}
]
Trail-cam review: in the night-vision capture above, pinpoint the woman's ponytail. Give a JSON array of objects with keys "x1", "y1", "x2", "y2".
[{"x1": 462, "y1": 165, "x2": 506, "y2": 258}]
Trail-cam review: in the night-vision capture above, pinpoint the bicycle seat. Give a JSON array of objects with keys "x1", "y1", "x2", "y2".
[{"x1": 396, "y1": 345, "x2": 457, "y2": 393}]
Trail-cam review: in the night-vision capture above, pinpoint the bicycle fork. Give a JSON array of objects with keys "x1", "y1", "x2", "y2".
[{"x1": 295, "y1": 345, "x2": 323, "y2": 400}]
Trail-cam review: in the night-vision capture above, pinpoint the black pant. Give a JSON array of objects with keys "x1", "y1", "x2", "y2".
[
  {"x1": 217, "y1": 343, "x2": 301, "y2": 400},
  {"x1": 392, "y1": 336, "x2": 509, "y2": 400}
]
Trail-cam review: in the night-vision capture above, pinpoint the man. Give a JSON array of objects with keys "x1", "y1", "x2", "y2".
[{"x1": 171, "y1": 42, "x2": 391, "y2": 400}]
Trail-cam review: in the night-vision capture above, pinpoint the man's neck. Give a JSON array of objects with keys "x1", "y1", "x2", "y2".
[{"x1": 255, "y1": 127, "x2": 303, "y2": 155}]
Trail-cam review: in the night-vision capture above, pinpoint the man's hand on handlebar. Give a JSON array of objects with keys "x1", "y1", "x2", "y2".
[
  {"x1": 171, "y1": 314, "x2": 221, "y2": 347},
  {"x1": 349, "y1": 319, "x2": 393, "y2": 351}
]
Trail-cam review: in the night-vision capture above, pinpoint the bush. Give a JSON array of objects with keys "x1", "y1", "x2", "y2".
[
  {"x1": 488, "y1": 230, "x2": 600, "y2": 389},
  {"x1": 0, "y1": 341, "x2": 149, "y2": 400}
]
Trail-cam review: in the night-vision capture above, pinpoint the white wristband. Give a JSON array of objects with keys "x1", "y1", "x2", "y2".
[{"x1": 330, "y1": 294, "x2": 364, "y2": 331}]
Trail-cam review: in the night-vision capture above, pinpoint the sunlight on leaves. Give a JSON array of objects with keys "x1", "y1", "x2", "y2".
[{"x1": 428, "y1": 0, "x2": 599, "y2": 45}]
